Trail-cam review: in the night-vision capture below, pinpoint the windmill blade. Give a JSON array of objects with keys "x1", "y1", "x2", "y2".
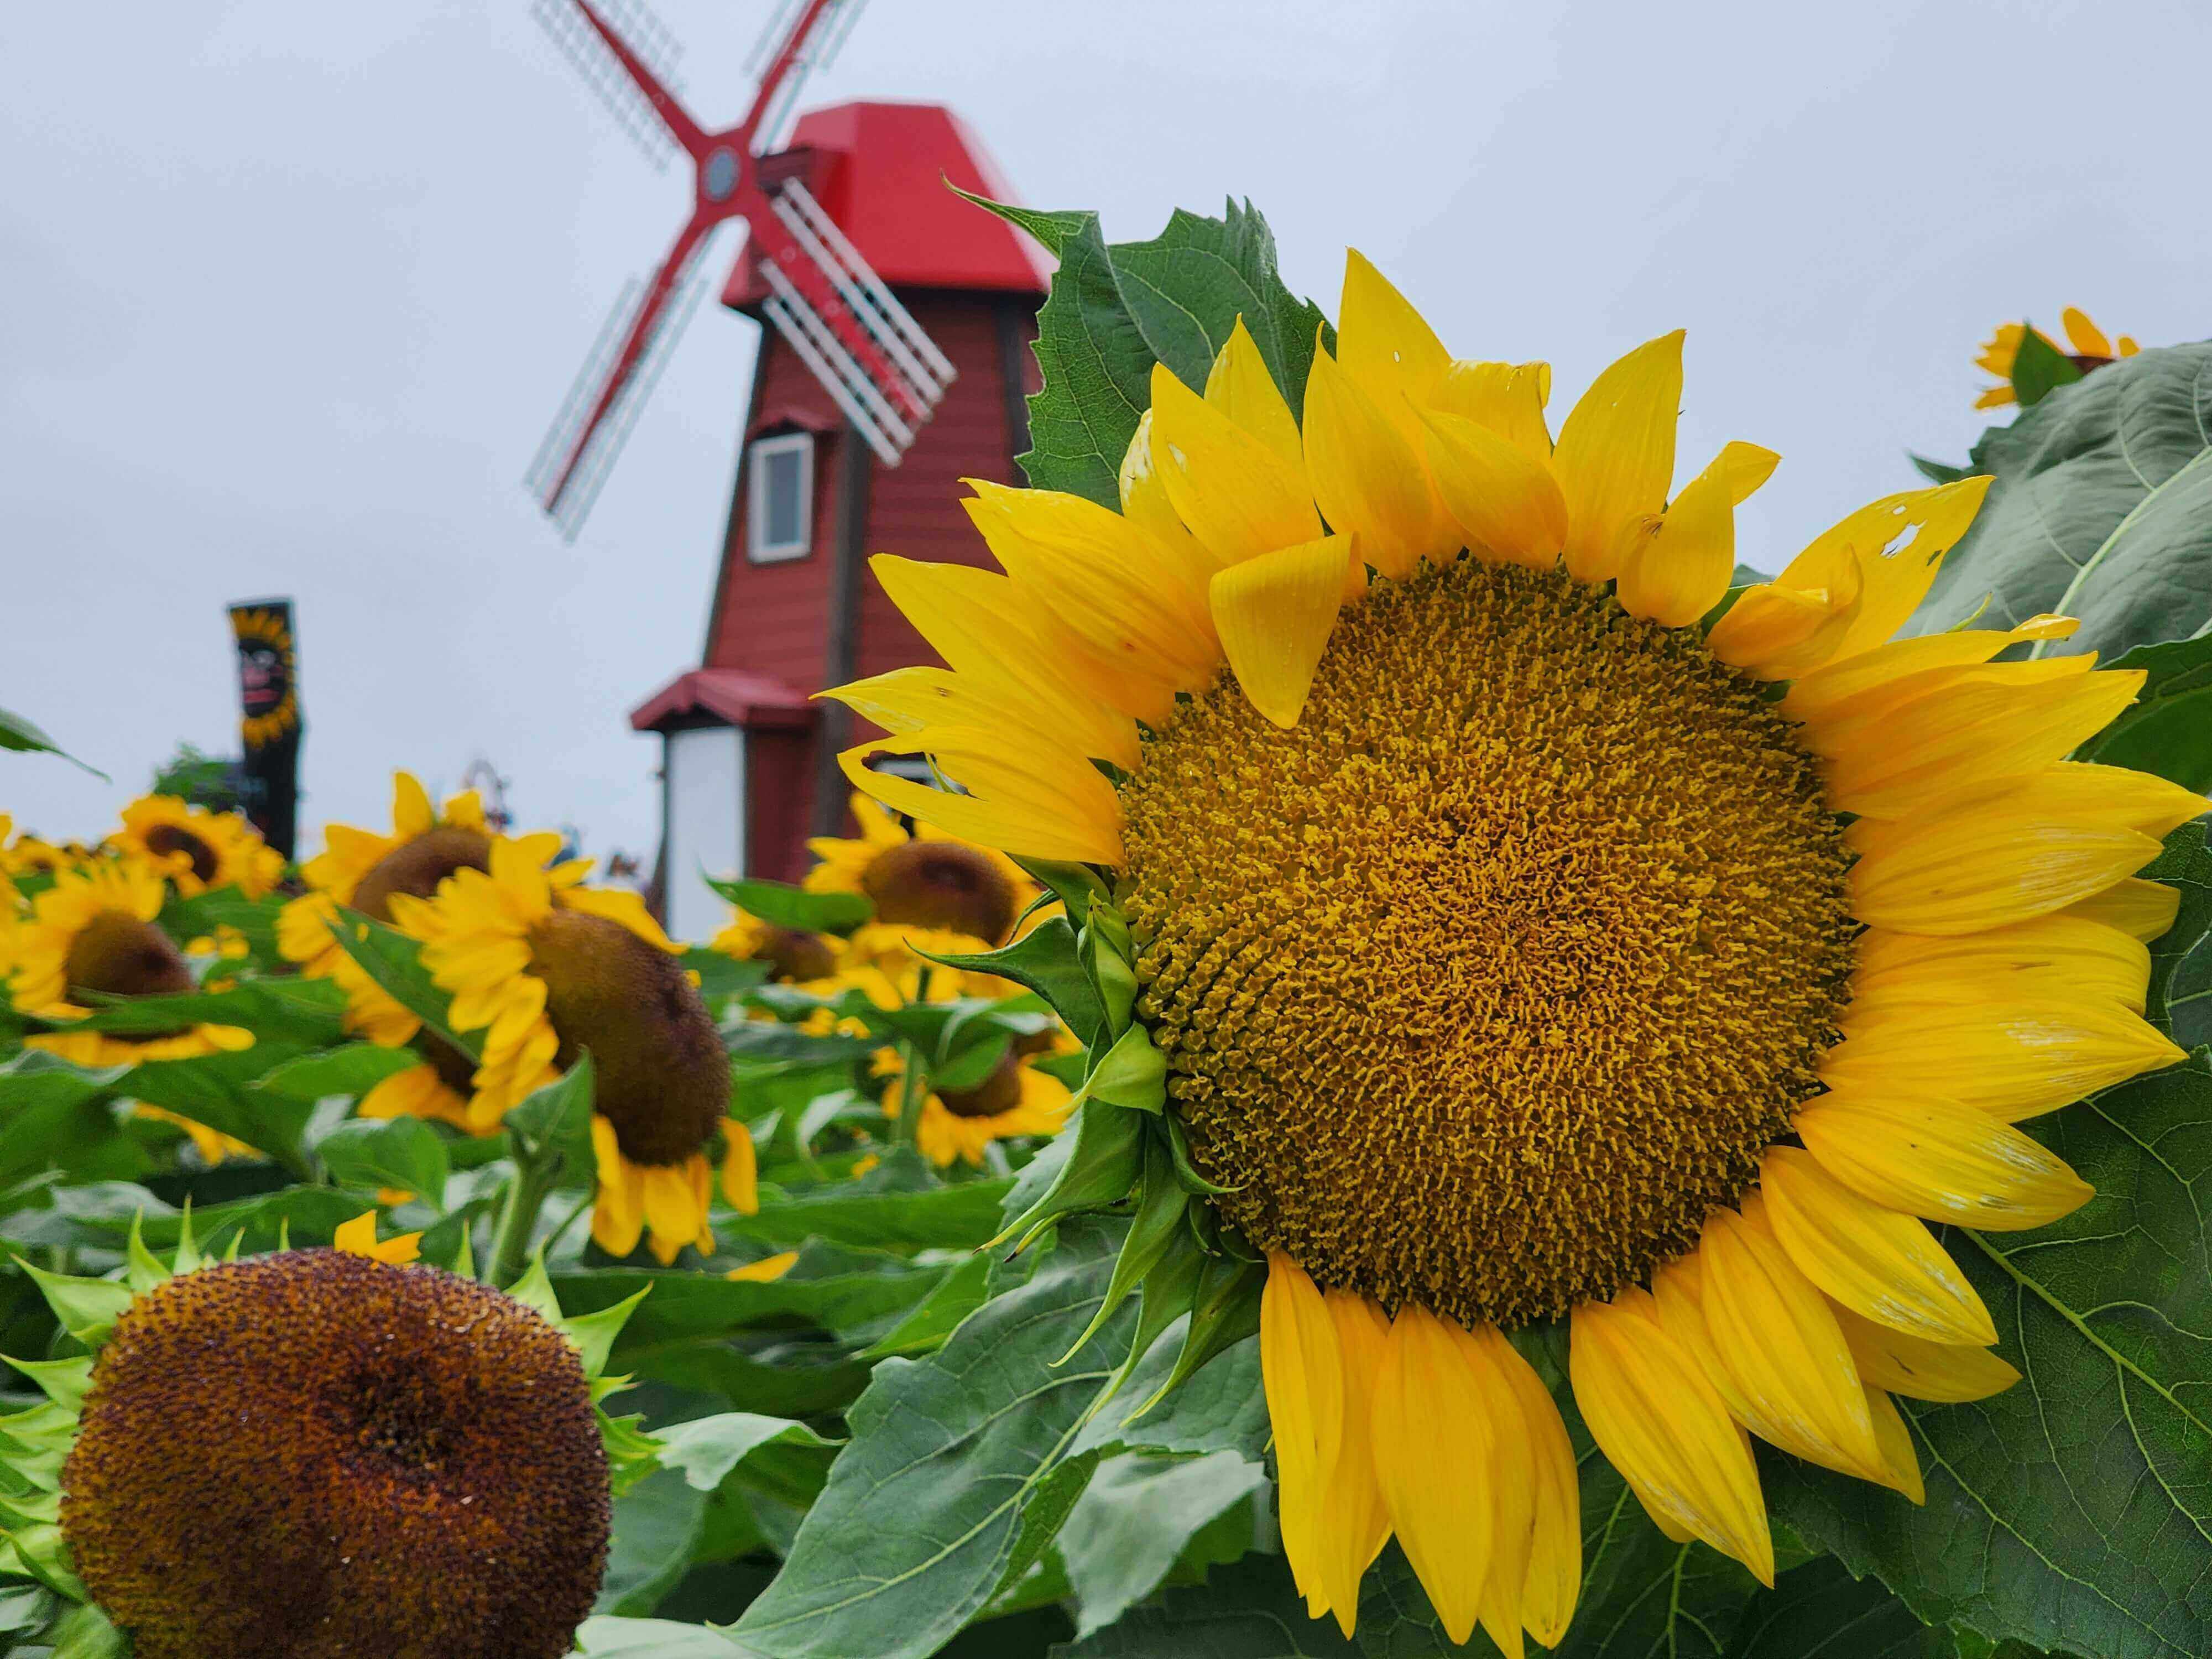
[
  {"x1": 745, "y1": 0, "x2": 869, "y2": 154},
  {"x1": 531, "y1": 0, "x2": 687, "y2": 169},
  {"x1": 759, "y1": 262, "x2": 915, "y2": 466},
  {"x1": 773, "y1": 180, "x2": 957, "y2": 393},
  {"x1": 526, "y1": 232, "x2": 720, "y2": 539}
]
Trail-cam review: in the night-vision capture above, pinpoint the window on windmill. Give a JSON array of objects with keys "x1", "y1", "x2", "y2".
[{"x1": 748, "y1": 432, "x2": 814, "y2": 563}]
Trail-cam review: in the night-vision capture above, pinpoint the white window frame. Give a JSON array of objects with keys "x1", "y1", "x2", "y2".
[{"x1": 747, "y1": 432, "x2": 815, "y2": 563}]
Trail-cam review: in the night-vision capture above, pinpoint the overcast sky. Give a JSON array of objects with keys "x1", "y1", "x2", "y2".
[{"x1": 5, "y1": 0, "x2": 2206, "y2": 866}]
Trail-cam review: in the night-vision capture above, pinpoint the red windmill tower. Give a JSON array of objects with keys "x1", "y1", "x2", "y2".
[{"x1": 530, "y1": 0, "x2": 1050, "y2": 940}]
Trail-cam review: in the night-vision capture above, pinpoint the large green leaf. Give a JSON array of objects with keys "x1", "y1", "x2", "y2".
[
  {"x1": 577, "y1": 1615, "x2": 749, "y2": 1657},
  {"x1": 67, "y1": 978, "x2": 345, "y2": 1045},
  {"x1": 554, "y1": 1251, "x2": 951, "y2": 1355},
  {"x1": 1910, "y1": 342, "x2": 2212, "y2": 659},
  {"x1": 0, "y1": 706, "x2": 102, "y2": 776},
  {"x1": 964, "y1": 195, "x2": 1327, "y2": 507},
  {"x1": 0, "y1": 1055, "x2": 147, "y2": 1197},
  {"x1": 1054, "y1": 1450, "x2": 1269, "y2": 1640},
  {"x1": 722, "y1": 1220, "x2": 1134, "y2": 1658},
  {"x1": 1725, "y1": 1556, "x2": 1957, "y2": 1658},
  {"x1": 117, "y1": 1041, "x2": 321, "y2": 1173},
  {"x1": 718, "y1": 1175, "x2": 1013, "y2": 1253}
]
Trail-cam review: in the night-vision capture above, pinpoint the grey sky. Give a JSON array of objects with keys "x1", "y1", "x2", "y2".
[{"x1": 4, "y1": 0, "x2": 2206, "y2": 869}]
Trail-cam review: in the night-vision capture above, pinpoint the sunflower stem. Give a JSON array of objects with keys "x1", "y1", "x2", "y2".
[
  {"x1": 892, "y1": 1040, "x2": 928, "y2": 1152},
  {"x1": 486, "y1": 1134, "x2": 562, "y2": 1289}
]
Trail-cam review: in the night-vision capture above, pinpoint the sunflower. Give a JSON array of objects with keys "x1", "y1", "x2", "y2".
[
  {"x1": 6, "y1": 857, "x2": 254, "y2": 1072},
  {"x1": 110, "y1": 794, "x2": 283, "y2": 899},
  {"x1": 806, "y1": 791, "x2": 1040, "y2": 965},
  {"x1": 877, "y1": 1028, "x2": 1076, "y2": 1168},
  {"x1": 712, "y1": 907, "x2": 844, "y2": 984},
  {"x1": 826, "y1": 253, "x2": 2195, "y2": 1646},
  {"x1": 1974, "y1": 307, "x2": 2138, "y2": 409},
  {"x1": 2, "y1": 1217, "x2": 627, "y2": 1658},
  {"x1": 390, "y1": 840, "x2": 753, "y2": 1264}
]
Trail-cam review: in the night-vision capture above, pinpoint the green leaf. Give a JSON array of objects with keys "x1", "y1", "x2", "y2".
[
  {"x1": 1726, "y1": 1556, "x2": 1956, "y2": 1657},
  {"x1": 0, "y1": 1053, "x2": 144, "y2": 1196},
  {"x1": 1911, "y1": 342, "x2": 2212, "y2": 659},
  {"x1": 2142, "y1": 824, "x2": 2212, "y2": 1040},
  {"x1": 918, "y1": 919, "x2": 1106, "y2": 1050},
  {"x1": 857, "y1": 1252, "x2": 994, "y2": 1360},
  {"x1": 325, "y1": 914, "x2": 481, "y2": 1059},
  {"x1": 723, "y1": 1219, "x2": 1135, "y2": 1658},
  {"x1": 654, "y1": 1412, "x2": 839, "y2": 1492},
  {"x1": 314, "y1": 1116, "x2": 449, "y2": 1203},
  {"x1": 19, "y1": 1264, "x2": 133, "y2": 1348},
  {"x1": 553, "y1": 1253, "x2": 952, "y2": 1359},
  {"x1": 1910, "y1": 453, "x2": 1975, "y2": 486},
  {"x1": 2074, "y1": 633, "x2": 2212, "y2": 793},
  {"x1": 718, "y1": 1176, "x2": 1013, "y2": 1253},
  {"x1": 706, "y1": 875, "x2": 872, "y2": 936},
  {"x1": 117, "y1": 1041, "x2": 321, "y2": 1173},
  {"x1": 1056, "y1": 1451, "x2": 1270, "y2": 1640},
  {"x1": 597, "y1": 1465, "x2": 709, "y2": 1617},
  {"x1": 576, "y1": 1615, "x2": 749, "y2": 1657},
  {"x1": 508, "y1": 1055, "x2": 596, "y2": 1156},
  {"x1": 67, "y1": 978, "x2": 345, "y2": 1045},
  {"x1": 252, "y1": 1041, "x2": 420, "y2": 1103},
  {"x1": 683, "y1": 947, "x2": 772, "y2": 1001},
  {"x1": 964, "y1": 194, "x2": 1327, "y2": 505},
  {"x1": 1769, "y1": 1051, "x2": 2212, "y2": 1659},
  {"x1": 993, "y1": 1097, "x2": 1145, "y2": 1251},
  {"x1": 0, "y1": 706, "x2": 103, "y2": 778},
  {"x1": 2006, "y1": 324, "x2": 2085, "y2": 408}
]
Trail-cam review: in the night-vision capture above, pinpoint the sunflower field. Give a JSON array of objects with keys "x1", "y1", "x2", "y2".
[{"x1": 6, "y1": 197, "x2": 2212, "y2": 1659}]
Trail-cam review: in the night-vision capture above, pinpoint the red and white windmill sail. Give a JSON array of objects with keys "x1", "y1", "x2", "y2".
[{"x1": 526, "y1": 0, "x2": 955, "y2": 539}]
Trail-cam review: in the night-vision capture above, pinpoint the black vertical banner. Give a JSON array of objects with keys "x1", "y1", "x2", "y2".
[{"x1": 228, "y1": 600, "x2": 302, "y2": 859}]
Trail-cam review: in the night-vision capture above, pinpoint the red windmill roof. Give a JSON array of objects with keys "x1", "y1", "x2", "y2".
[{"x1": 723, "y1": 100, "x2": 1052, "y2": 307}]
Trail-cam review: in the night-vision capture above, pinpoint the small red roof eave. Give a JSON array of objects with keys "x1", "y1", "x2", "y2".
[
  {"x1": 723, "y1": 100, "x2": 1053, "y2": 309},
  {"x1": 629, "y1": 667, "x2": 816, "y2": 734}
]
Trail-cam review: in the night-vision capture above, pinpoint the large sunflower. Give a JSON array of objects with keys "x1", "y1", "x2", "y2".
[
  {"x1": 390, "y1": 841, "x2": 753, "y2": 1264},
  {"x1": 110, "y1": 795, "x2": 283, "y2": 899},
  {"x1": 1974, "y1": 307, "x2": 2138, "y2": 409},
  {"x1": 828, "y1": 253, "x2": 2195, "y2": 1646}
]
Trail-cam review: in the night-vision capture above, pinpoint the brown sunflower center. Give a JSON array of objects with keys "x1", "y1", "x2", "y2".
[
  {"x1": 65, "y1": 911, "x2": 195, "y2": 1001},
  {"x1": 937, "y1": 1051, "x2": 1025, "y2": 1119},
  {"x1": 142, "y1": 823, "x2": 218, "y2": 885},
  {"x1": 1117, "y1": 557, "x2": 1855, "y2": 1329},
  {"x1": 61, "y1": 1251, "x2": 608, "y2": 1659},
  {"x1": 527, "y1": 908, "x2": 727, "y2": 1165},
  {"x1": 351, "y1": 826, "x2": 493, "y2": 921},
  {"x1": 757, "y1": 925, "x2": 838, "y2": 984},
  {"x1": 862, "y1": 839, "x2": 1019, "y2": 943}
]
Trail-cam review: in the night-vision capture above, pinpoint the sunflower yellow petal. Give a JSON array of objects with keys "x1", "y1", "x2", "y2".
[
  {"x1": 1317, "y1": 1291, "x2": 1392, "y2": 1635},
  {"x1": 1696, "y1": 1202, "x2": 1882, "y2": 1479},
  {"x1": 1705, "y1": 551, "x2": 1866, "y2": 680},
  {"x1": 1820, "y1": 998, "x2": 2185, "y2": 1121},
  {"x1": 1151, "y1": 362, "x2": 1322, "y2": 566},
  {"x1": 1848, "y1": 812, "x2": 2164, "y2": 936},
  {"x1": 2061, "y1": 307, "x2": 2112, "y2": 357},
  {"x1": 1338, "y1": 249, "x2": 1451, "y2": 429},
  {"x1": 1759, "y1": 1149, "x2": 1997, "y2": 1345},
  {"x1": 1204, "y1": 316, "x2": 1304, "y2": 471},
  {"x1": 1303, "y1": 347, "x2": 1453, "y2": 579},
  {"x1": 825, "y1": 665, "x2": 1142, "y2": 776},
  {"x1": 1490, "y1": 1329, "x2": 1580, "y2": 1646},
  {"x1": 2067, "y1": 877, "x2": 2181, "y2": 943},
  {"x1": 1616, "y1": 449, "x2": 1744, "y2": 628},
  {"x1": 1819, "y1": 667, "x2": 2147, "y2": 819},
  {"x1": 1772, "y1": 478, "x2": 1994, "y2": 669},
  {"x1": 640, "y1": 1162, "x2": 702, "y2": 1265},
  {"x1": 333, "y1": 1212, "x2": 377, "y2": 1256},
  {"x1": 1831, "y1": 1305, "x2": 2020, "y2": 1403},
  {"x1": 839, "y1": 734, "x2": 1124, "y2": 867},
  {"x1": 1862, "y1": 1385, "x2": 1925, "y2": 1504},
  {"x1": 1463, "y1": 1324, "x2": 1535, "y2": 1659},
  {"x1": 1795, "y1": 1088, "x2": 2094, "y2": 1230},
  {"x1": 1852, "y1": 912, "x2": 2151, "y2": 1013},
  {"x1": 1418, "y1": 409, "x2": 1568, "y2": 568},
  {"x1": 1569, "y1": 1292, "x2": 1773, "y2": 1584},
  {"x1": 1210, "y1": 535, "x2": 1354, "y2": 728},
  {"x1": 1261, "y1": 1254, "x2": 1344, "y2": 1614},
  {"x1": 721, "y1": 1116, "x2": 759, "y2": 1214},
  {"x1": 392, "y1": 771, "x2": 435, "y2": 838},
  {"x1": 1553, "y1": 331, "x2": 1683, "y2": 583},
  {"x1": 1428, "y1": 359, "x2": 1554, "y2": 462},
  {"x1": 727, "y1": 1251, "x2": 799, "y2": 1284},
  {"x1": 1371, "y1": 1303, "x2": 1496, "y2": 1643},
  {"x1": 1780, "y1": 615, "x2": 2080, "y2": 723},
  {"x1": 1119, "y1": 410, "x2": 1209, "y2": 576}
]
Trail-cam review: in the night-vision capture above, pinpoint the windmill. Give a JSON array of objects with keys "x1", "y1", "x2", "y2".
[{"x1": 525, "y1": 0, "x2": 956, "y2": 539}]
